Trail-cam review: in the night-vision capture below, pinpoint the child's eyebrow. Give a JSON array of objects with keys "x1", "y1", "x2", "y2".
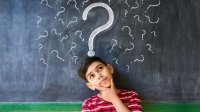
[{"x1": 87, "y1": 63, "x2": 103, "y2": 78}]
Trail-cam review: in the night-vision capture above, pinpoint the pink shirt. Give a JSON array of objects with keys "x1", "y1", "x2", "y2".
[{"x1": 81, "y1": 90, "x2": 143, "y2": 112}]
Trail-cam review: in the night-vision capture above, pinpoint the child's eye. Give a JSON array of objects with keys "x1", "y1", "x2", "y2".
[
  {"x1": 90, "y1": 74, "x2": 94, "y2": 79},
  {"x1": 98, "y1": 66, "x2": 103, "y2": 72}
]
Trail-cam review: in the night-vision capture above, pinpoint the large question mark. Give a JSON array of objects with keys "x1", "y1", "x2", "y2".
[{"x1": 82, "y1": 3, "x2": 114, "y2": 57}]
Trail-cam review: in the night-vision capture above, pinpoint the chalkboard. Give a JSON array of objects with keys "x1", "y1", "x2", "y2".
[{"x1": 0, "y1": 0, "x2": 200, "y2": 102}]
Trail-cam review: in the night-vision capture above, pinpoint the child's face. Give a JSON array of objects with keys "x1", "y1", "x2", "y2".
[{"x1": 85, "y1": 61, "x2": 114, "y2": 90}]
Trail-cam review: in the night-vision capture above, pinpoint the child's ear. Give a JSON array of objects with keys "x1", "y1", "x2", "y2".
[
  {"x1": 107, "y1": 64, "x2": 114, "y2": 74},
  {"x1": 86, "y1": 83, "x2": 96, "y2": 90}
]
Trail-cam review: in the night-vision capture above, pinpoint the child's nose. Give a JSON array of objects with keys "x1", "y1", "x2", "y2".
[{"x1": 97, "y1": 73, "x2": 103, "y2": 80}]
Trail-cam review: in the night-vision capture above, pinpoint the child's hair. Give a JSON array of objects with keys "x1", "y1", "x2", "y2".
[{"x1": 78, "y1": 56, "x2": 107, "y2": 81}]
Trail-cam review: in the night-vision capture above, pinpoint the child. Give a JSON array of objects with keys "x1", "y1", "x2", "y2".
[{"x1": 78, "y1": 56, "x2": 143, "y2": 112}]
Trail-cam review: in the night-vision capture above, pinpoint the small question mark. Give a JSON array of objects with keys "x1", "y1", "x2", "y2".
[
  {"x1": 151, "y1": 31, "x2": 157, "y2": 37},
  {"x1": 66, "y1": 17, "x2": 77, "y2": 27},
  {"x1": 146, "y1": 0, "x2": 160, "y2": 11},
  {"x1": 131, "y1": 0, "x2": 139, "y2": 10},
  {"x1": 134, "y1": 15, "x2": 144, "y2": 23},
  {"x1": 124, "y1": 10, "x2": 128, "y2": 18},
  {"x1": 61, "y1": 35, "x2": 68, "y2": 42},
  {"x1": 144, "y1": 14, "x2": 159, "y2": 24},
  {"x1": 122, "y1": 26, "x2": 134, "y2": 39},
  {"x1": 134, "y1": 55, "x2": 144, "y2": 62},
  {"x1": 38, "y1": 44, "x2": 43, "y2": 52},
  {"x1": 110, "y1": 39, "x2": 117, "y2": 52},
  {"x1": 141, "y1": 29, "x2": 146, "y2": 40},
  {"x1": 36, "y1": 30, "x2": 48, "y2": 40},
  {"x1": 73, "y1": 56, "x2": 78, "y2": 64},
  {"x1": 36, "y1": 16, "x2": 42, "y2": 28},
  {"x1": 69, "y1": 42, "x2": 77, "y2": 53},
  {"x1": 82, "y1": 0, "x2": 89, "y2": 7},
  {"x1": 126, "y1": 65, "x2": 130, "y2": 72},
  {"x1": 124, "y1": 42, "x2": 134, "y2": 54},
  {"x1": 82, "y1": 3, "x2": 114, "y2": 57},
  {"x1": 40, "y1": 0, "x2": 53, "y2": 8},
  {"x1": 51, "y1": 29, "x2": 62, "y2": 36},
  {"x1": 40, "y1": 58, "x2": 48, "y2": 65},
  {"x1": 67, "y1": 0, "x2": 80, "y2": 12},
  {"x1": 75, "y1": 30, "x2": 84, "y2": 41},
  {"x1": 58, "y1": 19, "x2": 65, "y2": 26},
  {"x1": 113, "y1": 58, "x2": 119, "y2": 64},
  {"x1": 50, "y1": 50, "x2": 65, "y2": 61},
  {"x1": 124, "y1": 0, "x2": 130, "y2": 7},
  {"x1": 146, "y1": 44, "x2": 154, "y2": 53},
  {"x1": 55, "y1": 7, "x2": 65, "y2": 19}
]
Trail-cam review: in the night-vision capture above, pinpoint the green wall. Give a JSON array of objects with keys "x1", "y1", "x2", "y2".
[{"x1": 0, "y1": 102, "x2": 199, "y2": 112}]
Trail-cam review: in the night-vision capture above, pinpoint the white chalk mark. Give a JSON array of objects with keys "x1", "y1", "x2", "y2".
[
  {"x1": 146, "y1": 44, "x2": 154, "y2": 53},
  {"x1": 124, "y1": 10, "x2": 128, "y2": 18},
  {"x1": 51, "y1": 29, "x2": 62, "y2": 36},
  {"x1": 108, "y1": 0, "x2": 111, "y2": 5},
  {"x1": 36, "y1": 30, "x2": 48, "y2": 40},
  {"x1": 55, "y1": 7, "x2": 65, "y2": 19},
  {"x1": 40, "y1": 0, "x2": 53, "y2": 8},
  {"x1": 124, "y1": 42, "x2": 134, "y2": 54},
  {"x1": 147, "y1": 0, "x2": 160, "y2": 11},
  {"x1": 134, "y1": 55, "x2": 144, "y2": 62},
  {"x1": 144, "y1": 15, "x2": 159, "y2": 24},
  {"x1": 38, "y1": 44, "x2": 43, "y2": 52},
  {"x1": 141, "y1": 0, "x2": 143, "y2": 4},
  {"x1": 82, "y1": 0, "x2": 89, "y2": 7},
  {"x1": 131, "y1": 0, "x2": 139, "y2": 10},
  {"x1": 122, "y1": 26, "x2": 134, "y2": 39},
  {"x1": 142, "y1": 29, "x2": 146, "y2": 40},
  {"x1": 110, "y1": 39, "x2": 117, "y2": 52},
  {"x1": 50, "y1": 50, "x2": 65, "y2": 61},
  {"x1": 67, "y1": 0, "x2": 80, "y2": 12},
  {"x1": 124, "y1": 0, "x2": 130, "y2": 7},
  {"x1": 66, "y1": 17, "x2": 77, "y2": 27},
  {"x1": 36, "y1": 16, "x2": 42, "y2": 28},
  {"x1": 151, "y1": 31, "x2": 157, "y2": 37},
  {"x1": 61, "y1": 35, "x2": 68, "y2": 42},
  {"x1": 75, "y1": 30, "x2": 84, "y2": 41},
  {"x1": 73, "y1": 56, "x2": 78, "y2": 64},
  {"x1": 83, "y1": 3, "x2": 114, "y2": 57},
  {"x1": 58, "y1": 19, "x2": 65, "y2": 26},
  {"x1": 40, "y1": 58, "x2": 48, "y2": 65},
  {"x1": 134, "y1": 15, "x2": 144, "y2": 23},
  {"x1": 69, "y1": 42, "x2": 77, "y2": 52},
  {"x1": 113, "y1": 58, "x2": 119, "y2": 64},
  {"x1": 126, "y1": 65, "x2": 130, "y2": 72}
]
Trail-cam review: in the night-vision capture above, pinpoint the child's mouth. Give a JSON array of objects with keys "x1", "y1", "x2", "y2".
[{"x1": 100, "y1": 78, "x2": 110, "y2": 87}]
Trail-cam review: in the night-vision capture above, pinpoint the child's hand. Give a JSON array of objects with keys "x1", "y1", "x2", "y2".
[{"x1": 96, "y1": 79, "x2": 119, "y2": 103}]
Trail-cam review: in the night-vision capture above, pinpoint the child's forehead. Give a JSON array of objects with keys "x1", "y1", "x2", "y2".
[{"x1": 86, "y1": 61, "x2": 104, "y2": 73}]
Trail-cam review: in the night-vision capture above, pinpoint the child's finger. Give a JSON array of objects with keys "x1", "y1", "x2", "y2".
[{"x1": 95, "y1": 86, "x2": 105, "y2": 91}]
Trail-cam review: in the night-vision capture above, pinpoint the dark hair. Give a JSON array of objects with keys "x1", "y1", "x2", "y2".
[{"x1": 78, "y1": 56, "x2": 107, "y2": 81}]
